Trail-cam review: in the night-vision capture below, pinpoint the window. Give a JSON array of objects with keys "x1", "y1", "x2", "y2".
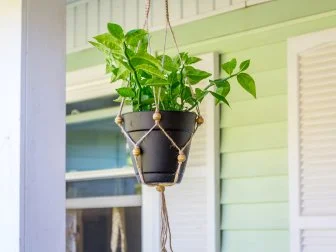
[{"x1": 65, "y1": 96, "x2": 141, "y2": 252}]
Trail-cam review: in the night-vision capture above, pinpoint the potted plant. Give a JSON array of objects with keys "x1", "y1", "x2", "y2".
[{"x1": 90, "y1": 23, "x2": 256, "y2": 185}]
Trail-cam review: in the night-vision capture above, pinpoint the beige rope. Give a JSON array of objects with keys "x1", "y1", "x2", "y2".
[
  {"x1": 114, "y1": 1, "x2": 205, "y2": 251},
  {"x1": 157, "y1": 186, "x2": 174, "y2": 252}
]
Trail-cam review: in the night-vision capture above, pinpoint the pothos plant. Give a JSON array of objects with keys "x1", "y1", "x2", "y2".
[{"x1": 90, "y1": 23, "x2": 256, "y2": 112}]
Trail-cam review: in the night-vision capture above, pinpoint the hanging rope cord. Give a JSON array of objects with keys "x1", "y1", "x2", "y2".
[{"x1": 115, "y1": 1, "x2": 205, "y2": 251}]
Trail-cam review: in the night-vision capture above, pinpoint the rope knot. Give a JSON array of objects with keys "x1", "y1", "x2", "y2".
[
  {"x1": 156, "y1": 185, "x2": 165, "y2": 192},
  {"x1": 132, "y1": 146, "x2": 141, "y2": 156},
  {"x1": 115, "y1": 115, "x2": 123, "y2": 125}
]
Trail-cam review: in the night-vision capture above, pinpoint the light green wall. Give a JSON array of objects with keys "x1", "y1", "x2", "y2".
[{"x1": 66, "y1": 1, "x2": 336, "y2": 251}]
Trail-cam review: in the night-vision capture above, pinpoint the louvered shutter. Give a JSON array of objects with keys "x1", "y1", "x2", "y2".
[{"x1": 288, "y1": 28, "x2": 336, "y2": 252}]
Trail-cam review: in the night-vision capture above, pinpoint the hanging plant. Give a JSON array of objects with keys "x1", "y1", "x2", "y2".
[
  {"x1": 90, "y1": 23, "x2": 256, "y2": 184},
  {"x1": 90, "y1": 1, "x2": 256, "y2": 250}
]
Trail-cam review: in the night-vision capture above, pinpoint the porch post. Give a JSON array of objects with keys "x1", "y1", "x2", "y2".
[{"x1": 0, "y1": 0, "x2": 66, "y2": 251}]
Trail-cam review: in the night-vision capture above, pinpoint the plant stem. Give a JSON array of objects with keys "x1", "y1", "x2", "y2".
[
  {"x1": 179, "y1": 65, "x2": 185, "y2": 110},
  {"x1": 187, "y1": 73, "x2": 238, "y2": 111},
  {"x1": 123, "y1": 42, "x2": 142, "y2": 110}
]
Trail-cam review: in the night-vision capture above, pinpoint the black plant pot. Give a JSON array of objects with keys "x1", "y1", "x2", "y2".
[{"x1": 123, "y1": 111, "x2": 197, "y2": 185}]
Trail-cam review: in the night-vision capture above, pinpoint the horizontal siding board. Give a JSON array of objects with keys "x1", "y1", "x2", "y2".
[
  {"x1": 221, "y1": 203, "x2": 289, "y2": 230},
  {"x1": 227, "y1": 68, "x2": 287, "y2": 102},
  {"x1": 221, "y1": 95, "x2": 287, "y2": 127},
  {"x1": 161, "y1": 10, "x2": 336, "y2": 57},
  {"x1": 222, "y1": 230, "x2": 289, "y2": 252},
  {"x1": 221, "y1": 148, "x2": 288, "y2": 178},
  {"x1": 221, "y1": 122, "x2": 287, "y2": 153},
  {"x1": 221, "y1": 176, "x2": 288, "y2": 204},
  {"x1": 222, "y1": 42, "x2": 286, "y2": 74}
]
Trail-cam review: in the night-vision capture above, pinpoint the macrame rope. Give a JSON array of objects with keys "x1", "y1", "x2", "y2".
[
  {"x1": 114, "y1": 1, "x2": 206, "y2": 251},
  {"x1": 157, "y1": 186, "x2": 173, "y2": 252}
]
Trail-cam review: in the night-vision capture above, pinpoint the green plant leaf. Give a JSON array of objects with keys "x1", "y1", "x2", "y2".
[
  {"x1": 195, "y1": 88, "x2": 208, "y2": 103},
  {"x1": 136, "y1": 64, "x2": 165, "y2": 79},
  {"x1": 209, "y1": 91, "x2": 230, "y2": 107},
  {"x1": 185, "y1": 56, "x2": 202, "y2": 65},
  {"x1": 210, "y1": 79, "x2": 229, "y2": 88},
  {"x1": 137, "y1": 36, "x2": 148, "y2": 53},
  {"x1": 222, "y1": 58, "x2": 237, "y2": 75},
  {"x1": 237, "y1": 73, "x2": 256, "y2": 98},
  {"x1": 131, "y1": 52, "x2": 162, "y2": 69},
  {"x1": 89, "y1": 41, "x2": 109, "y2": 54},
  {"x1": 116, "y1": 87, "x2": 136, "y2": 98},
  {"x1": 157, "y1": 55, "x2": 178, "y2": 72},
  {"x1": 185, "y1": 66, "x2": 212, "y2": 84},
  {"x1": 93, "y1": 33, "x2": 122, "y2": 50},
  {"x1": 239, "y1": 60, "x2": 250, "y2": 71},
  {"x1": 216, "y1": 86, "x2": 230, "y2": 98},
  {"x1": 125, "y1": 29, "x2": 147, "y2": 47},
  {"x1": 107, "y1": 23, "x2": 124, "y2": 41},
  {"x1": 145, "y1": 78, "x2": 170, "y2": 87}
]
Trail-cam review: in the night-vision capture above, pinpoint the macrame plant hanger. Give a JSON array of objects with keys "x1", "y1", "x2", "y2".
[{"x1": 115, "y1": 0, "x2": 204, "y2": 251}]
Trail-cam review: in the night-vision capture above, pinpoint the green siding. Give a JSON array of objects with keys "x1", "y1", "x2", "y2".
[
  {"x1": 66, "y1": 1, "x2": 336, "y2": 251},
  {"x1": 222, "y1": 231, "x2": 289, "y2": 252}
]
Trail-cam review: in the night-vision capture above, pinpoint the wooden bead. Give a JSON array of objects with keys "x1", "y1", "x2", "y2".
[
  {"x1": 132, "y1": 146, "x2": 141, "y2": 156},
  {"x1": 115, "y1": 116, "x2": 123, "y2": 125},
  {"x1": 156, "y1": 185, "x2": 165, "y2": 192},
  {"x1": 153, "y1": 112, "x2": 161, "y2": 122},
  {"x1": 196, "y1": 116, "x2": 204, "y2": 125},
  {"x1": 177, "y1": 152, "x2": 186, "y2": 163}
]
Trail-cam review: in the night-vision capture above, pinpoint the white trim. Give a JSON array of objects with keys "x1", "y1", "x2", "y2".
[
  {"x1": 141, "y1": 186, "x2": 161, "y2": 252},
  {"x1": 66, "y1": 107, "x2": 123, "y2": 124},
  {"x1": 66, "y1": 195, "x2": 142, "y2": 209},
  {"x1": 206, "y1": 52, "x2": 221, "y2": 252},
  {"x1": 66, "y1": 64, "x2": 122, "y2": 103},
  {"x1": 287, "y1": 32, "x2": 302, "y2": 252},
  {"x1": 287, "y1": 27, "x2": 336, "y2": 252},
  {"x1": 0, "y1": 0, "x2": 66, "y2": 251},
  {"x1": 66, "y1": 167, "x2": 134, "y2": 181}
]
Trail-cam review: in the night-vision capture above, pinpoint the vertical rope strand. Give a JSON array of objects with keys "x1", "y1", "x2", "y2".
[{"x1": 157, "y1": 186, "x2": 174, "y2": 252}]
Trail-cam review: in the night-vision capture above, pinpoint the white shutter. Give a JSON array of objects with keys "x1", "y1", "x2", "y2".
[
  {"x1": 288, "y1": 28, "x2": 336, "y2": 252},
  {"x1": 164, "y1": 53, "x2": 220, "y2": 252}
]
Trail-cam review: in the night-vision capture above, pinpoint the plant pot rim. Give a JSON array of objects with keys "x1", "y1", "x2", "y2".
[{"x1": 122, "y1": 110, "x2": 197, "y2": 117}]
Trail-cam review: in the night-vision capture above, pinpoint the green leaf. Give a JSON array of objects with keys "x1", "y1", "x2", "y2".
[
  {"x1": 237, "y1": 73, "x2": 256, "y2": 98},
  {"x1": 136, "y1": 64, "x2": 165, "y2": 79},
  {"x1": 157, "y1": 55, "x2": 178, "y2": 72},
  {"x1": 125, "y1": 29, "x2": 148, "y2": 47},
  {"x1": 137, "y1": 36, "x2": 148, "y2": 53},
  {"x1": 185, "y1": 56, "x2": 202, "y2": 65},
  {"x1": 112, "y1": 67, "x2": 130, "y2": 82},
  {"x1": 174, "y1": 52, "x2": 189, "y2": 65},
  {"x1": 239, "y1": 60, "x2": 250, "y2": 71},
  {"x1": 131, "y1": 52, "x2": 162, "y2": 69},
  {"x1": 89, "y1": 41, "x2": 109, "y2": 54},
  {"x1": 116, "y1": 87, "x2": 136, "y2": 98},
  {"x1": 107, "y1": 23, "x2": 124, "y2": 41},
  {"x1": 209, "y1": 91, "x2": 230, "y2": 107},
  {"x1": 93, "y1": 33, "x2": 122, "y2": 50},
  {"x1": 185, "y1": 66, "x2": 212, "y2": 84},
  {"x1": 145, "y1": 78, "x2": 170, "y2": 87},
  {"x1": 210, "y1": 79, "x2": 229, "y2": 88},
  {"x1": 222, "y1": 58, "x2": 237, "y2": 75},
  {"x1": 195, "y1": 88, "x2": 208, "y2": 103}
]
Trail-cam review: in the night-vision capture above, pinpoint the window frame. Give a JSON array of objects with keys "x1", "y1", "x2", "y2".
[{"x1": 65, "y1": 105, "x2": 140, "y2": 209}]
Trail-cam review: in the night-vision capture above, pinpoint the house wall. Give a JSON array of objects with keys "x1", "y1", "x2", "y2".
[{"x1": 66, "y1": 0, "x2": 336, "y2": 251}]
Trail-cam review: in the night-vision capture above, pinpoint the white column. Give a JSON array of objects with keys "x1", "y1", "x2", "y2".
[
  {"x1": 142, "y1": 186, "x2": 161, "y2": 252},
  {"x1": 0, "y1": 0, "x2": 66, "y2": 251}
]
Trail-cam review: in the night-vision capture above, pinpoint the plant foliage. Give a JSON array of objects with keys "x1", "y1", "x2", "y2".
[{"x1": 90, "y1": 23, "x2": 256, "y2": 112}]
